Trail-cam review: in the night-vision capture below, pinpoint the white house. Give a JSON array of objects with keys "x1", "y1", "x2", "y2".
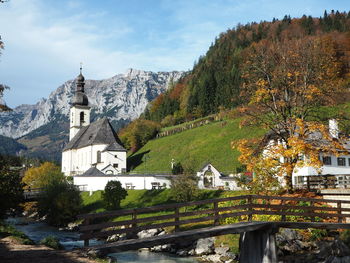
[
  {"x1": 197, "y1": 163, "x2": 241, "y2": 190},
  {"x1": 263, "y1": 119, "x2": 350, "y2": 188}
]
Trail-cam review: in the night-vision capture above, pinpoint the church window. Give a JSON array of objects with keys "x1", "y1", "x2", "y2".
[
  {"x1": 97, "y1": 151, "x2": 101, "y2": 163},
  {"x1": 113, "y1": 163, "x2": 119, "y2": 168},
  {"x1": 80, "y1": 112, "x2": 85, "y2": 124},
  {"x1": 114, "y1": 155, "x2": 118, "y2": 158}
]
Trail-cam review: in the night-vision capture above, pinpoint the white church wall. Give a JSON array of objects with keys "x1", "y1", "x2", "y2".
[
  {"x1": 99, "y1": 151, "x2": 127, "y2": 173},
  {"x1": 74, "y1": 176, "x2": 116, "y2": 192},
  {"x1": 74, "y1": 175, "x2": 172, "y2": 191}
]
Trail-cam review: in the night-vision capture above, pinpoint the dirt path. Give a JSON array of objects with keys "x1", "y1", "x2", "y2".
[{"x1": 0, "y1": 236, "x2": 100, "y2": 263}]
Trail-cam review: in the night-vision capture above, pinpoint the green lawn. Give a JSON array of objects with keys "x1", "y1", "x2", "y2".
[
  {"x1": 81, "y1": 189, "x2": 238, "y2": 214},
  {"x1": 128, "y1": 118, "x2": 264, "y2": 173}
]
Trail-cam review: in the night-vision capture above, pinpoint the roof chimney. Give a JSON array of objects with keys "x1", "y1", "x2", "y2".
[{"x1": 329, "y1": 119, "x2": 339, "y2": 139}]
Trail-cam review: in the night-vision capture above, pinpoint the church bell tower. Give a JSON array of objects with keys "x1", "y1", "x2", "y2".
[{"x1": 69, "y1": 65, "x2": 91, "y2": 140}]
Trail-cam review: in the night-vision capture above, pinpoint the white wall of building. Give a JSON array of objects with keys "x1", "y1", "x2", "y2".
[
  {"x1": 74, "y1": 175, "x2": 171, "y2": 191},
  {"x1": 62, "y1": 144, "x2": 127, "y2": 176}
]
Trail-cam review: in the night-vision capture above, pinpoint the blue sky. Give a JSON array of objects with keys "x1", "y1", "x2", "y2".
[{"x1": 0, "y1": 0, "x2": 349, "y2": 107}]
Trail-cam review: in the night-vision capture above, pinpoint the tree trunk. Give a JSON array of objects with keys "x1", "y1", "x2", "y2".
[{"x1": 284, "y1": 174, "x2": 293, "y2": 193}]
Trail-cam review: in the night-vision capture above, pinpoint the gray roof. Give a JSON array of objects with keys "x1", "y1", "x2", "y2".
[
  {"x1": 103, "y1": 142, "x2": 126, "y2": 152},
  {"x1": 63, "y1": 117, "x2": 126, "y2": 151},
  {"x1": 75, "y1": 167, "x2": 108, "y2": 177}
]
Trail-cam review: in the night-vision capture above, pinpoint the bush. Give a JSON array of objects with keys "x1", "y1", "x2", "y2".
[
  {"x1": 40, "y1": 236, "x2": 63, "y2": 250},
  {"x1": 171, "y1": 162, "x2": 184, "y2": 175},
  {"x1": 102, "y1": 181, "x2": 128, "y2": 210},
  {"x1": 38, "y1": 181, "x2": 82, "y2": 226},
  {"x1": 340, "y1": 230, "x2": 350, "y2": 247},
  {"x1": 22, "y1": 162, "x2": 65, "y2": 189},
  {"x1": 0, "y1": 164, "x2": 24, "y2": 218}
]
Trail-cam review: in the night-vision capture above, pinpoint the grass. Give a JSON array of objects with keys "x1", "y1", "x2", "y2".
[
  {"x1": 81, "y1": 189, "x2": 235, "y2": 214},
  {"x1": 0, "y1": 220, "x2": 34, "y2": 245},
  {"x1": 128, "y1": 118, "x2": 264, "y2": 173}
]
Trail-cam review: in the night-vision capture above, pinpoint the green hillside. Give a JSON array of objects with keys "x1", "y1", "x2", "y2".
[{"x1": 128, "y1": 118, "x2": 264, "y2": 173}]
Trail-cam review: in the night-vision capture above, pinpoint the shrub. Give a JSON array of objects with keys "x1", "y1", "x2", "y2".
[
  {"x1": 40, "y1": 236, "x2": 63, "y2": 250},
  {"x1": 170, "y1": 174, "x2": 198, "y2": 203},
  {"x1": 22, "y1": 162, "x2": 65, "y2": 189},
  {"x1": 0, "y1": 164, "x2": 24, "y2": 218},
  {"x1": 102, "y1": 180, "x2": 128, "y2": 210},
  {"x1": 171, "y1": 162, "x2": 184, "y2": 175},
  {"x1": 38, "y1": 181, "x2": 82, "y2": 226},
  {"x1": 340, "y1": 230, "x2": 350, "y2": 247}
]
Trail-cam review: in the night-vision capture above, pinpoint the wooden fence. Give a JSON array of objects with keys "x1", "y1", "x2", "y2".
[
  {"x1": 294, "y1": 175, "x2": 350, "y2": 190},
  {"x1": 23, "y1": 184, "x2": 88, "y2": 200},
  {"x1": 78, "y1": 194, "x2": 350, "y2": 246}
]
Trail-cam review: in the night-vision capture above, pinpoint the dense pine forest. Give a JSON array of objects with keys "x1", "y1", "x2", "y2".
[{"x1": 120, "y1": 11, "x2": 350, "y2": 152}]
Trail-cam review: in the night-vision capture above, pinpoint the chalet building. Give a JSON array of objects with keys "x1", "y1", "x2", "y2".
[
  {"x1": 265, "y1": 120, "x2": 350, "y2": 188},
  {"x1": 197, "y1": 163, "x2": 241, "y2": 190}
]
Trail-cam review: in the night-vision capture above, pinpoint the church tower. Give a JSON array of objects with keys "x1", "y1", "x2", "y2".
[{"x1": 69, "y1": 66, "x2": 91, "y2": 140}]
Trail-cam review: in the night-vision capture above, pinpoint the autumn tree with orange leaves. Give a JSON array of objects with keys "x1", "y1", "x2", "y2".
[{"x1": 236, "y1": 35, "x2": 350, "y2": 192}]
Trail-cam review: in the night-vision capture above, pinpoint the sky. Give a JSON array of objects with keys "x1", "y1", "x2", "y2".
[{"x1": 0, "y1": 0, "x2": 349, "y2": 107}]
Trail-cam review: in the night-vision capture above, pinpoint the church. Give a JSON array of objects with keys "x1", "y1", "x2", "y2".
[{"x1": 61, "y1": 68, "x2": 127, "y2": 178}]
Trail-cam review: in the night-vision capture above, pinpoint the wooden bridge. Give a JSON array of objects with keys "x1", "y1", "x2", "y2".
[
  {"x1": 23, "y1": 184, "x2": 87, "y2": 201},
  {"x1": 78, "y1": 194, "x2": 350, "y2": 263}
]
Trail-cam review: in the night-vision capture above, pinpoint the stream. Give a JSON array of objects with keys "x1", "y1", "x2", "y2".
[{"x1": 6, "y1": 217, "x2": 199, "y2": 263}]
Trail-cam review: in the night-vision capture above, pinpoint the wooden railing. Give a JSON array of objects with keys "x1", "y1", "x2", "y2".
[
  {"x1": 23, "y1": 184, "x2": 88, "y2": 200},
  {"x1": 78, "y1": 194, "x2": 350, "y2": 246},
  {"x1": 294, "y1": 175, "x2": 350, "y2": 190}
]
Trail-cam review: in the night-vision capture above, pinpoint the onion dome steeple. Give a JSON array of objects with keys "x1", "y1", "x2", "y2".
[{"x1": 72, "y1": 63, "x2": 89, "y2": 106}]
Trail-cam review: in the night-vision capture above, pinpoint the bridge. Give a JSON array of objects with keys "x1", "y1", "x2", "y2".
[
  {"x1": 23, "y1": 184, "x2": 87, "y2": 201},
  {"x1": 78, "y1": 194, "x2": 350, "y2": 263}
]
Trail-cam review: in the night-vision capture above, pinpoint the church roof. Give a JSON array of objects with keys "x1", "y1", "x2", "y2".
[
  {"x1": 75, "y1": 167, "x2": 109, "y2": 177},
  {"x1": 63, "y1": 117, "x2": 126, "y2": 151}
]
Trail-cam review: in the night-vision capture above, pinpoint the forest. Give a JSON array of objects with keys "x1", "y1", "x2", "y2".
[{"x1": 119, "y1": 11, "x2": 350, "y2": 152}]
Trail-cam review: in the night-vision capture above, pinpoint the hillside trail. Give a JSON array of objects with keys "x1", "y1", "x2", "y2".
[{"x1": 0, "y1": 236, "x2": 98, "y2": 263}]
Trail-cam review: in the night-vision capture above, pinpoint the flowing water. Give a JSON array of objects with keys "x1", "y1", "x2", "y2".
[{"x1": 6, "y1": 217, "x2": 199, "y2": 263}]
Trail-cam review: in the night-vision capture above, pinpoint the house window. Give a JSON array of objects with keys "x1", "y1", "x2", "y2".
[
  {"x1": 323, "y1": 156, "x2": 332, "y2": 165},
  {"x1": 80, "y1": 112, "x2": 85, "y2": 124},
  {"x1": 97, "y1": 151, "x2": 101, "y2": 163},
  {"x1": 337, "y1": 157, "x2": 346, "y2": 166},
  {"x1": 113, "y1": 163, "x2": 118, "y2": 168},
  {"x1": 348, "y1": 158, "x2": 350, "y2": 166}
]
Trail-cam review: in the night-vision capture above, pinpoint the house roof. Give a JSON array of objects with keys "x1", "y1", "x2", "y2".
[
  {"x1": 63, "y1": 117, "x2": 126, "y2": 152},
  {"x1": 75, "y1": 167, "x2": 108, "y2": 177}
]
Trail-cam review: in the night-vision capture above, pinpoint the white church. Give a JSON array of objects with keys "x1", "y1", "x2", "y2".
[{"x1": 61, "y1": 69, "x2": 173, "y2": 191}]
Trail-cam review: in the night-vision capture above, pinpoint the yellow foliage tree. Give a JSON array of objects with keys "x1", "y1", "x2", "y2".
[
  {"x1": 22, "y1": 162, "x2": 65, "y2": 189},
  {"x1": 235, "y1": 35, "x2": 350, "y2": 192}
]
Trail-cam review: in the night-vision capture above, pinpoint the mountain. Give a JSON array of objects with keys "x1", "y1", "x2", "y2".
[
  {"x1": 0, "y1": 135, "x2": 27, "y2": 156},
  {"x1": 0, "y1": 69, "x2": 184, "y2": 161}
]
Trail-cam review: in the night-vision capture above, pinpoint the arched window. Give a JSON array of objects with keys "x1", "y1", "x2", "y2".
[
  {"x1": 97, "y1": 151, "x2": 101, "y2": 163},
  {"x1": 80, "y1": 112, "x2": 85, "y2": 124}
]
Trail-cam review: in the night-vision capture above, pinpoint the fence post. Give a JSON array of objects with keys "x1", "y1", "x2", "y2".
[
  {"x1": 247, "y1": 196, "x2": 253, "y2": 222},
  {"x1": 83, "y1": 218, "x2": 90, "y2": 247},
  {"x1": 214, "y1": 201, "x2": 219, "y2": 225},
  {"x1": 175, "y1": 207, "x2": 180, "y2": 232},
  {"x1": 310, "y1": 201, "x2": 315, "y2": 222},
  {"x1": 281, "y1": 200, "x2": 286, "y2": 222},
  {"x1": 337, "y1": 201, "x2": 342, "y2": 223}
]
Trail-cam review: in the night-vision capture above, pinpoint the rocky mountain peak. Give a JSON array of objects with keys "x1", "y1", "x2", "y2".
[{"x1": 0, "y1": 69, "x2": 184, "y2": 139}]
